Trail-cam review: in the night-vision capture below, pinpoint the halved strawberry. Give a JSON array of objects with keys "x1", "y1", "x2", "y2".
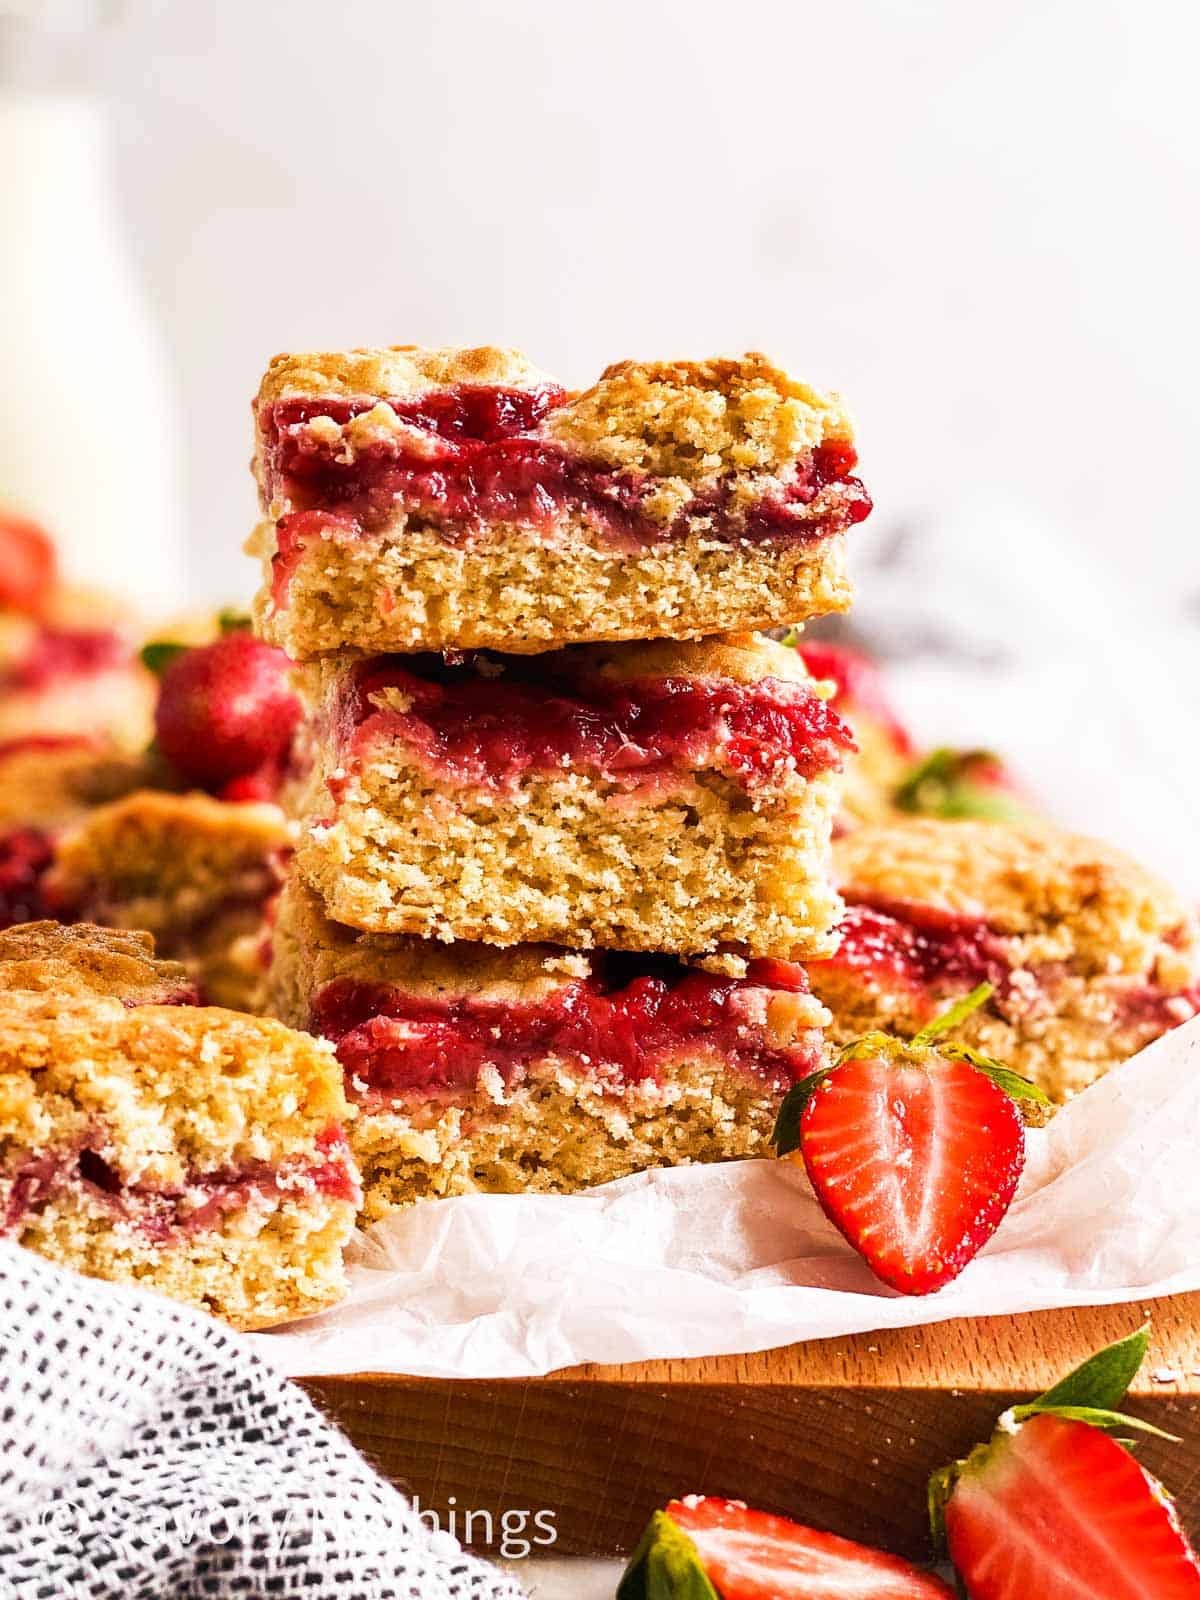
[
  {"x1": 773, "y1": 984, "x2": 1047, "y2": 1295},
  {"x1": 932, "y1": 1327, "x2": 1200, "y2": 1598},
  {"x1": 618, "y1": 1496, "x2": 952, "y2": 1599},
  {"x1": 0, "y1": 511, "x2": 56, "y2": 613}
]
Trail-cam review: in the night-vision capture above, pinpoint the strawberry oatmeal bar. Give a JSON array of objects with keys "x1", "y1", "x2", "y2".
[
  {"x1": 44, "y1": 790, "x2": 291, "y2": 1012},
  {"x1": 270, "y1": 879, "x2": 831, "y2": 1217},
  {"x1": 808, "y1": 817, "x2": 1200, "y2": 1101},
  {"x1": 290, "y1": 631, "x2": 851, "y2": 957},
  {"x1": 0, "y1": 942, "x2": 358, "y2": 1327},
  {"x1": 249, "y1": 346, "x2": 870, "y2": 659}
]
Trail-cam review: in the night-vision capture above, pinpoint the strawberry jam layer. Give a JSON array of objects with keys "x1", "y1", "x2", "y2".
[
  {"x1": 0, "y1": 827, "x2": 55, "y2": 929},
  {"x1": 263, "y1": 383, "x2": 871, "y2": 602},
  {"x1": 823, "y1": 899, "x2": 1013, "y2": 996},
  {"x1": 311, "y1": 955, "x2": 821, "y2": 1102},
  {"x1": 1114, "y1": 980, "x2": 1200, "y2": 1036},
  {"x1": 2, "y1": 1125, "x2": 359, "y2": 1240},
  {"x1": 337, "y1": 656, "x2": 855, "y2": 791},
  {"x1": 795, "y1": 642, "x2": 914, "y2": 757},
  {"x1": 2, "y1": 626, "x2": 127, "y2": 692}
]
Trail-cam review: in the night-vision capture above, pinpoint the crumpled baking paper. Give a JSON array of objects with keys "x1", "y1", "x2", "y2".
[{"x1": 251, "y1": 1015, "x2": 1200, "y2": 1379}]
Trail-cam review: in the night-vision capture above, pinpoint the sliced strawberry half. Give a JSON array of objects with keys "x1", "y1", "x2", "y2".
[
  {"x1": 932, "y1": 1327, "x2": 1200, "y2": 1599},
  {"x1": 618, "y1": 1496, "x2": 952, "y2": 1599},
  {"x1": 0, "y1": 511, "x2": 56, "y2": 613},
  {"x1": 773, "y1": 984, "x2": 1046, "y2": 1295},
  {"x1": 945, "y1": 1412, "x2": 1200, "y2": 1599}
]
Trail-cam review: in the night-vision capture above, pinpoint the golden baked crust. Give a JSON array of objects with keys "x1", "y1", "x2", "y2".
[
  {"x1": 0, "y1": 921, "x2": 194, "y2": 1006},
  {"x1": 270, "y1": 879, "x2": 590, "y2": 1027},
  {"x1": 0, "y1": 990, "x2": 356, "y2": 1328},
  {"x1": 547, "y1": 352, "x2": 853, "y2": 487},
  {"x1": 833, "y1": 817, "x2": 1196, "y2": 978},
  {"x1": 257, "y1": 344, "x2": 554, "y2": 407}
]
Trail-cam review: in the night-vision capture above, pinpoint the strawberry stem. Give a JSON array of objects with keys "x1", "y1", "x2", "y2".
[
  {"x1": 617, "y1": 1510, "x2": 721, "y2": 1599},
  {"x1": 770, "y1": 1067, "x2": 831, "y2": 1156},
  {"x1": 912, "y1": 982, "x2": 995, "y2": 1045}
]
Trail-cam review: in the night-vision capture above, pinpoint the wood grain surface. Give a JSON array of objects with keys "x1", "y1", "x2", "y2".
[{"x1": 299, "y1": 1293, "x2": 1200, "y2": 1560}]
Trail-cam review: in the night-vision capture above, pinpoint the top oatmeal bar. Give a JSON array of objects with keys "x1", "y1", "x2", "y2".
[{"x1": 249, "y1": 346, "x2": 870, "y2": 659}]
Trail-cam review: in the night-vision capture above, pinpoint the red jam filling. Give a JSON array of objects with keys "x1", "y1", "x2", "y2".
[
  {"x1": 263, "y1": 383, "x2": 871, "y2": 602},
  {"x1": 2, "y1": 626, "x2": 127, "y2": 692},
  {"x1": 0, "y1": 828, "x2": 55, "y2": 929},
  {"x1": 822, "y1": 898, "x2": 1012, "y2": 996},
  {"x1": 337, "y1": 656, "x2": 855, "y2": 791},
  {"x1": 0, "y1": 733, "x2": 99, "y2": 763},
  {"x1": 1115, "y1": 981, "x2": 1200, "y2": 1036},
  {"x1": 311, "y1": 956, "x2": 821, "y2": 1101},
  {"x1": 2, "y1": 1124, "x2": 359, "y2": 1240},
  {"x1": 795, "y1": 641, "x2": 914, "y2": 756}
]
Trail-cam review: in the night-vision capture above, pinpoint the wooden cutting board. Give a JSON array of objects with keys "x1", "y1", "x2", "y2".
[{"x1": 299, "y1": 1292, "x2": 1200, "y2": 1561}]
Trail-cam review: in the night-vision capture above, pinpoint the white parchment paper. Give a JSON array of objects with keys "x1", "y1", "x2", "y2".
[{"x1": 250, "y1": 1016, "x2": 1200, "y2": 1379}]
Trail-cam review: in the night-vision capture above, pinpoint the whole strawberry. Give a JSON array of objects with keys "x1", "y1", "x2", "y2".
[
  {"x1": 931, "y1": 1327, "x2": 1200, "y2": 1598},
  {"x1": 773, "y1": 983, "x2": 1048, "y2": 1295},
  {"x1": 0, "y1": 511, "x2": 56, "y2": 613},
  {"x1": 153, "y1": 629, "x2": 300, "y2": 795}
]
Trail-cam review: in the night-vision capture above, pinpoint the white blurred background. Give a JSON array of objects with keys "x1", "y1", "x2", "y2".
[
  {"x1": 1, "y1": 0, "x2": 1198, "y2": 886},
  {"x1": 7, "y1": 0, "x2": 1195, "y2": 608}
]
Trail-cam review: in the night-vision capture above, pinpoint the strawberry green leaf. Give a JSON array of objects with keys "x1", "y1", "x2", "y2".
[
  {"x1": 912, "y1": 983, "x2": 994, "y2": 1046},
  {"x1": 139, "y1": 640, "x2": 187, "y2": 676},
  {"x1": 938, "y1": 1043, "x2": 1050, "y2": 1107},
  {"x1": 771, "y1": 1069, "x2": 830, "y2": 1156},
  {"x1": 617, "y1": 1511, "x2": 721, "y2": 1600},
  {"x1": 927, "y1": 1462, "x2": 957, "y2": 1551},
  {"x1": 779, "y1": 626, "x2": 801, "y2": 649},
  {"x1": 1007, "y1": 1403, "x2": 1179, "y2": 1444},
  {"x1": 218, "y1": 608, "x2": 252, "y2": 635},
  {"x1": 894, "y1": 748, "x2": 1030, "y2": 824},
  {"x1": 1032, "y1": 1326, "x2": 1150, "y2": 1412}
]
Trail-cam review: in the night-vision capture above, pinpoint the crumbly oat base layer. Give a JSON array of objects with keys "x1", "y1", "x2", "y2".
[
  {"x1": 294, "y1": 760, "x2": 842, "y2": 956},
  {"x1": 0, "y1": 991, "x2": 355, "y2": 1328},
  {"x1": 0, "y1": 920, "x2": 195, "y2": 1006},
  {"x1": 351, "y1": 1054, "x2": 788, "y2": 1219},
  {"x1": 46, "y1": 790, "x2": 292, "y2": 1012},
  {"x1": 250, "y1": 518, "x2": 853, "y2": 660},
  {"x1": 810, "y1": 818, "x2": 1200, "y2": 1100}
]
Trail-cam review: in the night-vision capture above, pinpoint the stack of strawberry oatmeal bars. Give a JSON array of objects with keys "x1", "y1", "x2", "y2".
[
  {"x1": 6, "y1": 343, "x2": 1200, "y2": 1328},
  {"x1": 250, "y1": 345, "x2": 874, "y2": 1218}
]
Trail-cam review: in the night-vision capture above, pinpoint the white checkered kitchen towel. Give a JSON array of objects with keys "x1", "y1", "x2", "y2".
[{"x1": 0, "y1": 1243, "x2": 525, "y2": 1599}]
